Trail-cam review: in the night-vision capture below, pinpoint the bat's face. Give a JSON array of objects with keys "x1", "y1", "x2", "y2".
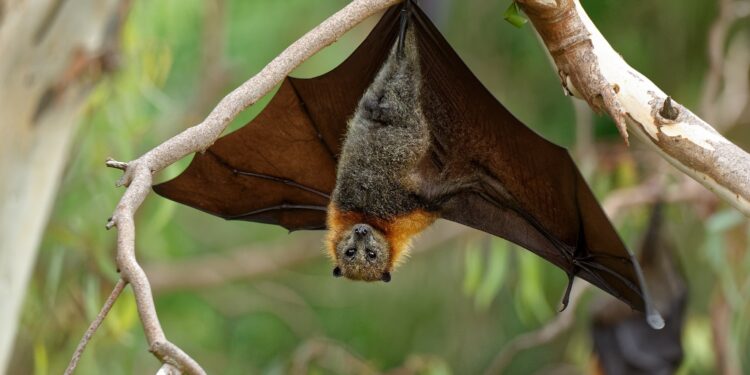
[{"x1": 332, "y1": 223, "x2": 392, "y2": 282}]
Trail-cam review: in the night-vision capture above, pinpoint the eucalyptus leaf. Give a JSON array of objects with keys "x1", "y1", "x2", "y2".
[
  {"x1": 515, "y1": 251, "x2": 552, "y2": 324},
  {"x1": 475, "y1": 239, "x2": 509, "y2": 310},
  {"x1": 463, "y1": 241, "x2": 483, "y2": 295},
  {"x1": 33, "y1": 342, "x2": 48, "y2": 375},
  {"x1": 706, "y1": 209, "x2": 744, "y2": 233}
]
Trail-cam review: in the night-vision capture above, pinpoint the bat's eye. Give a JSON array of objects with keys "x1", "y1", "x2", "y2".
[
  {"x1": 366, "y1": 249, "x2": 377, "y2": 260},
  {"x1": 345, "y1": 248, "x2": 356, "y2": 257}
]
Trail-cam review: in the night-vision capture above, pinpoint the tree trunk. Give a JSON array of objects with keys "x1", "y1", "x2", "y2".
[{"x1": 0, "y1": 0, "x2": 127, "y2": 371}]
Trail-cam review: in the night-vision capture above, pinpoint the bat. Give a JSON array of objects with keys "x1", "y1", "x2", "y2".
[
  {"x1": 591, "y1": 204, "x2": 686, "y2": 374},
  {"x1": 154, "y1": 1, "x2": 661, "y2": 326}
]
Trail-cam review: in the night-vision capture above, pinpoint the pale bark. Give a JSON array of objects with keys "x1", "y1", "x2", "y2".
[
  {"x1": 0, "y1": 0, "x2": 126, "y2": 372},
  {"x1": 518, "y1": 0, "x2": 750, "y2": 215}
]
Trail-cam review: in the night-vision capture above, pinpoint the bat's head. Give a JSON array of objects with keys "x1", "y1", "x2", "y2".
[
  {"x1": 325, "y1": 204, "x2": 436, "y2": 283},
  {"x1": 331, "y1": 223, "x2": 392, "y2": 282}
]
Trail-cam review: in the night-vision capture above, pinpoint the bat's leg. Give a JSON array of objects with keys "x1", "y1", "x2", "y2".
[{"x1": 397, "y1": 0, "x2": 413, "y2": 55}]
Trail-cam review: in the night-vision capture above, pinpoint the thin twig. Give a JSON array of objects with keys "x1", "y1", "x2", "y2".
[
  {"x1": 64, "y1": 279, "x2": 127, "y2": 375},
  {"x1": 290, "y1": 338, "x2": 379, "y2": 375},
  {"x1": 105, "y1": 158, "x2": 127, "y2": 171},
  {"x1": 701, "y1": 0, "x2": 738, "y2": 125},
  {"x1": 701, "y1": 0, "x2": 750, "y2": 129},
  {"x1": 602, "y1": 176, "x2": 717, "y2": 220},
  {"x1": 483, "y1": 282, "x2": 591, "y2": 375}
]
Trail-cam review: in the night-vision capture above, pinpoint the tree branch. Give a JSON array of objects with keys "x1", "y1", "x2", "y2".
[
  {"x1": 701, "y1": 0, "x2": 750, "y2": 129},
  {"x1": 602, "y1": 176, "x2": 718, "y2": 220},
  {"x1": 96, "y1": 0, "x2": 401, "y2": 372},
  {"x1": 483, "y1": 281, "x2": 590, "y2": 375},
  {"x1": 517, "y1": 0, "x2": 750, "y2": 216},
  {"x1": 64, "y1": 279, "x2": 126, "y2": 375}
]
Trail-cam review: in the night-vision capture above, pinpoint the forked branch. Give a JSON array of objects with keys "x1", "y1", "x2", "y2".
[{"x1": 75, "y1": 0, "x2": 402, "y2": 373}]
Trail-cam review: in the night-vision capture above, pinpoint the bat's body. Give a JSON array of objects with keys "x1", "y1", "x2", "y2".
[
  {"x1": 154, "y1": 2, "x2": 662, "y2": 326},
  {"x1": 328, "y1": 29, "x2": 438, "y2": 282}
]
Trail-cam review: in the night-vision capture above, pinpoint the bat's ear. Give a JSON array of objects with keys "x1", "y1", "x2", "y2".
[
  {"x1": 381, "y1": 272, "x2": 392, "y2": 283},
  {"x1": 333, "y1": 266, "x2": 343, "y2": 278}
]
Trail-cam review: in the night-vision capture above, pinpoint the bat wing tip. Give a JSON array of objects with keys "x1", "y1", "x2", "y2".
[{"x1": 647, "y1": 310, "x2": 665, "y2": 330}]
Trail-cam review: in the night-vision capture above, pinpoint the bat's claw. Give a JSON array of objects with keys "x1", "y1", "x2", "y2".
[{"x1": 559, "y1": 273, "x2": 575, "y2": 312}]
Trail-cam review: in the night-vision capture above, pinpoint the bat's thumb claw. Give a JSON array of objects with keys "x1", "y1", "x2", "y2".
[{"x1": 559, "y1": 273, "x2": 575, "y2": 312}]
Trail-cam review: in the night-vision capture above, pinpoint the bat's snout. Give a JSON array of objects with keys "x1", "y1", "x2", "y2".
[{"x1": 353, "y1": 224, "x2": 370, "y2": 237}]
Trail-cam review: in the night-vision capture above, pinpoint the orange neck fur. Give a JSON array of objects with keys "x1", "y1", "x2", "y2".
[{"x1": 326, "y1": 203, "x2": 437, "y2": 268}]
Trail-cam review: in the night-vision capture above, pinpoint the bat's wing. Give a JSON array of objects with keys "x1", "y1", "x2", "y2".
[
  {"x1": 153, "y1": 8, "x2": 404, "y2": 231},
  {"x1": 406, "y1": 5, "x2": 657, "y2": 317},
  {"x1": 155, "y1": 2, "x2": 658, "y2": 319}
]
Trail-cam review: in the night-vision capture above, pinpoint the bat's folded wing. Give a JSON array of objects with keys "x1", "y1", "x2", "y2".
[
  {"x1": 153, "y1": 8, "x2": 404, "y2": 231},
  {"x1": 410, "y1": 7, "x2": 650, "y2": 312}
]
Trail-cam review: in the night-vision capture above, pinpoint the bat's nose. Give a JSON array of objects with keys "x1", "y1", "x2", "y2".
[{"x1": 353, "y1": 224, "x2": 369, "y2": 236}]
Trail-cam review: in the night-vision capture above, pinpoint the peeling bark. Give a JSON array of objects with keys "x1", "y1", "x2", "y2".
[{"x1": 518, "y1": 0, "x2": 750, "y2": 215}]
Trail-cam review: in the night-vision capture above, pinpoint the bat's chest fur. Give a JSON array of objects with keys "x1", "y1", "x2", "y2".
[
  {"x1": 333, "y1": 121, "x2": 429, "y2": 219},
  {"x1": 331, "y1": 33, "x2": 430, "y2": 220}
]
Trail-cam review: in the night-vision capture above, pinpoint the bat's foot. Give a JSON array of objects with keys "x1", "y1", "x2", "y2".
[
  {"x1": 397, "y1": 1, "x2": 410, "y2": 55},
  {"x1": 559, "y1": 273, "x2": 575, "y2": 311}
]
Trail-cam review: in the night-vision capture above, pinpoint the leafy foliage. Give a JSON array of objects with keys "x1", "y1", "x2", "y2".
[{"x1": 11, "y1": 0, "x2": 749, "y2": 374}]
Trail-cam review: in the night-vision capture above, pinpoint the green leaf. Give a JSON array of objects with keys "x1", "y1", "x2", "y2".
[
  {"x1": 474, "y1": 239, "x2": 509, "y2": 310},
  {"x1": 706, "y1": 209, "x2": 743, "y2": 233},
  {"x1": 33, "y1": 342, "x2": 48, "y2": 375},
  {"x1": 463, "y1": 241, "x2": 483, "y2": 295},
  {"x1": 44, "y1": 248, "x2": 65, "y2": 306},
  {"x1": 504, "y1": 2, "x2": 528, "y2": 28},
  {"x1": 514, "y1": 251, "x2": 552, "y2": 324}
]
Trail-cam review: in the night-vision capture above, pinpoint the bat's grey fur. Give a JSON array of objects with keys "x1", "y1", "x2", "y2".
[{"x1": 332, "y1": 29, "x2": 429, "y2": 220}]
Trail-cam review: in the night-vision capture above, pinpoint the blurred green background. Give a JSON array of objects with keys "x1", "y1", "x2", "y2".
[{"x1": 9, "y1": 0, "x2": 750, "y2": 374}]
